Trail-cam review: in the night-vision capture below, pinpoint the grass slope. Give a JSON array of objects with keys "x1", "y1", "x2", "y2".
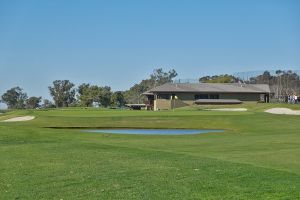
[{"x1": 0, "y1": 103, "x2": 299, "y2": 199}]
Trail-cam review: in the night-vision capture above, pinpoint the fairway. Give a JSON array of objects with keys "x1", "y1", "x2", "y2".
[{"x1": 0, "y1": 103, "x2": 300, "y2": 199}]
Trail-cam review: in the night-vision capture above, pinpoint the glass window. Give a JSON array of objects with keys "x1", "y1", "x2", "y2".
[
  {"x1": 158, "y1": 94, "x2": 170, "y2": 99},
  {"x1": 195, "y1": 94, "x2": 209, "y2": 99},
  {"x1": 209, "y1": 94, "x2": 219, "y2": 99},
  {"x1": 195, "y1": 94, "x2": 219, "y2": 99}
]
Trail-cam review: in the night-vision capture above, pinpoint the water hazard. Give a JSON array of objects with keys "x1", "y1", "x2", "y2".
[{"x1": 83, "y1": 129, "x2": 224, "y2": 135}]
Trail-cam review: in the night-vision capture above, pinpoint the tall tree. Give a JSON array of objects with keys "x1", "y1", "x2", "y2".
[
  {"x1": 250, "y1": 71, "x2": 274, "y2": 84},
  {"x1": 77, "y1": 83, "x2": 94, "y2": 107},
  {"x1": 150, "y1": 68, "x2": 178, "y2": 87},
  {"x1": 124, "y1": 68, "x2": 177, "y2": 103},
  {"x1": 249, "y1": 70, "x2": 300, "y2": 97},
  {"x1": 26, "y1": 96, "x2": 42, "y2": 109},
  {"x1": 98, "y1": 86, "x2": 112, "y2": 107},
  {"x1": 48, "y1": 80, "x2": 76, "y2": 107},
  {"x1": 1, "y1": 87, "x2": 28, "y2": 109},
  {"x1": 111, "y1": 91, "x2": 125, "y2": 107},
  {"x1": 77, "y1": 84, "x2": 113, "y2": 107}
]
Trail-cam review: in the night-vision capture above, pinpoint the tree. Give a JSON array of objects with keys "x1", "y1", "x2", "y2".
[
  {"x1": 98, "y1": 86, "x2": 112, "y2": 107},
  {"x1": 244, "y1": 70, "x2": 300, "y2": 101},
  {"x1": 199, "y1": 74, "x2": 240, "y2": 83},
  {"x1": 150, "y1": 68, "x2": 178, "y2": 86},
  {"x1": 124, "y1": 68, "x2": 177, "y2": 103},
  {"x1": 77, "y1": 84, "x2": 113, "y2": 107},
  {"x1": 250, "y1": 71, "x2": 273, "y2": 84},
  {"x1": 48, "y1": 80, "x2": 76, "y2": 107},
  {"x1": 1, "y1": 87, "x2": 28, "y2": 109},
  {"x1": 111, "y1": 91, "x2": 125, "y2": 107},
  {"x1": 77, "y1": 83, "x2": 94, "y2": 107},
  {"x1": 26, "y1": 96, "x2": 42, "y2": 109},
  {"x1": 42, "y1": 99, "x2": 55, "y2": 108}
]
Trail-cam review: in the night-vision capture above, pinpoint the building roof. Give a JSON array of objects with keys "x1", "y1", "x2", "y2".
[
  {"x1": 148, "y1": 83, "x2": 270, "y2": 93},
  {"x1": 141, "y1": 91, "x2": 154, "y2": 95}
]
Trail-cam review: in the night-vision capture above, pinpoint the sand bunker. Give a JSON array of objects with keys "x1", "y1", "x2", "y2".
[
  {"x1": 206, "y1": 108, "x2": 248, "y2": 112},
  {"x1": 2, "y1": 116, "x2": 35, "y2": 122},
  {"x1": 265, "y1": 108, "x2": 300, "y2": 115}
]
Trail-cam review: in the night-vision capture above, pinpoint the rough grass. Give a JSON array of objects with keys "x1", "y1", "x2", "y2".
[{"x1": 0, "y1": 103, "x2": 300, "y2": 199}]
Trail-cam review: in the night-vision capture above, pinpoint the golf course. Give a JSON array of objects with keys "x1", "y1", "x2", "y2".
[{"x1": 0, "y1": 103, "x2": 299, "y2": 199}]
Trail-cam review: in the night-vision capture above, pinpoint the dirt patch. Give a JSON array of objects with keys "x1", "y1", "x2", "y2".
[
  {"x1": 265, "y1": 108, "x2": 300, "y2": 115},
  {"x1": 2, "y1": 116, "x2": 35, "y2": 122}
]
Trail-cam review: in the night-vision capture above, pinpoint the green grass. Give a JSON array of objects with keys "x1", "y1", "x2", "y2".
[{"x1": 0, "y1": 103, "x2": 300, "y2": 199}]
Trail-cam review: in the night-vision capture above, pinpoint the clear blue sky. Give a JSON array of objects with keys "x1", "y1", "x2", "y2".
[{"x1": 0, "y1": 0, "x2": 300, "y2": 107}]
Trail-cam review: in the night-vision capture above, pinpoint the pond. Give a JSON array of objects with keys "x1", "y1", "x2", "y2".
[{"x1": 82, "y1": 129, "x2": 224, "y2": 135}]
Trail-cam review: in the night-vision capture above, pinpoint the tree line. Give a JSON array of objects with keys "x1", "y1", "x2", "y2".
[
  {"x1": 199, "y1": 70, "x2": 300, "y2": 101},
  {"x1": 1, "y1": 69, "x2": 299, "y2": 109},
  {"x1": 249, "y1": 70, "x2": 300, "y2": 99},
  {"x1": 0, "y1": 68, "x2": 178, "y2": 109}
]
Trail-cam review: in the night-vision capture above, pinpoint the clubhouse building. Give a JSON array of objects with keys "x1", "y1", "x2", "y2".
[{"x1": 143, "y1": 83, "x2": 271, "y2": 110}]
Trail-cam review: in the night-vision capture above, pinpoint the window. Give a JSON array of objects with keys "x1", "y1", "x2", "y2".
[
  {"x1": 157, "y1": 94, "x2": 170, "y2": 99},
  {"x1": 195, "y1": 94, "x2": 219, "y2": 100},
  {"x1": 209, "y1": 94, "x2": 219, "y2": 99},
  {"x1": 195, "y1": 94, "x2": 209, "y2": 99}
]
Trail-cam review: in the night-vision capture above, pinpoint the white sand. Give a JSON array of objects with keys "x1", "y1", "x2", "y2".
[
  {"x1": 265, "y1": 108, "x2": 300, "y2": 115},
  {"x1": 206, "y1": 108, "x2": 248, "y2": 112},
  {"x1": 2, "y1": 116, "x2": 35, "y2": 122}
]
